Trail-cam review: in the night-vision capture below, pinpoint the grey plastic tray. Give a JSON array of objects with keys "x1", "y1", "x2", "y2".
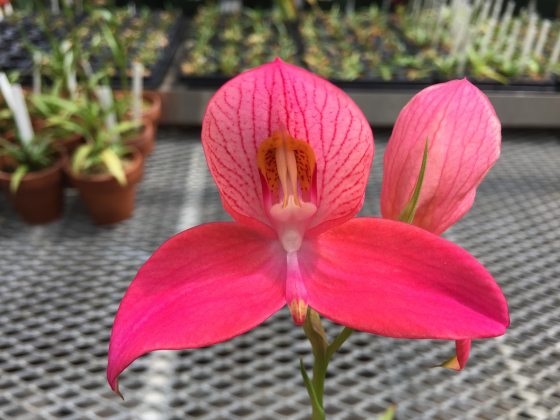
[{"x1": 0, "y1": 128, "x2": 559, "y2": 419}]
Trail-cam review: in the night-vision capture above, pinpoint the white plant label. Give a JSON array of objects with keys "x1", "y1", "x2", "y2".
[
  {"x1": 96, "y1": 87, "x2": 119, "y2": 143},
  {"x1": 132, "y1": 62, "x2": 144, "y2": 124},
  {"x1": 0, "y1": 72, "x2": 16, "y2": 111},
  {"x1": 12, "y1": 84, "x2": 34, "y2": 145},
  {"x1": 33, "y1": 52, "x2": 42, "y2": 95},
  {"x1": 50, "y1": 0, "x2": 60, "y2": 14}
]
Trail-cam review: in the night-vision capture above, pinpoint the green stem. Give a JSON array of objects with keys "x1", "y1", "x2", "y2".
[{"x1": 301, "y1": 309, "x2": 354, "y2": 419}]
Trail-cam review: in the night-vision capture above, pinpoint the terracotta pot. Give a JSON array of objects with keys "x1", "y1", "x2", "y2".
[
  {"x1": 117, "y1": 90, "x2": 162, "y2": 137},
  {"x1": 65, "y1": 148, "x2": 144, "y2": 225},
  {"x1": 141, "y1": 90, "x2": 162, "y2": 125},
  {"x1": 0, "y1": 157, "x2": 64, "y2": 224},
  {"x1": 125, "y1": 118, "x2": 155, "y2": 156}
]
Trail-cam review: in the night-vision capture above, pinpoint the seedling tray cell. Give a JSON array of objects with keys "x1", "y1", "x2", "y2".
[
  {"x1": 0, "y1": 10, "x2": 183, "y2": 89},
  {"x1": 179, "y1": 7, "x2": 303, "y2": 88}
]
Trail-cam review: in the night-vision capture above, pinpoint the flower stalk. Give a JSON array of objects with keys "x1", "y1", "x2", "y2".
[{"x1": 301, "y1": 308, "x2": 353, "y2": 420}]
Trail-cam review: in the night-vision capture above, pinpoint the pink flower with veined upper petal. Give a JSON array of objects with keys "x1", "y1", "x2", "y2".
[
  {"x1": 381, "y1": 79, "x2": 503, "y2": 370},
  {"x1": 107, "y1": 60, "x2": 509, "y2": 395}
]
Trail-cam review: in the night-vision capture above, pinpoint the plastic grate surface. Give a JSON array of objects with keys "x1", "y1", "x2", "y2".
[{"x1": 0, "y1": 128, "x2": 559, "y2": 420}]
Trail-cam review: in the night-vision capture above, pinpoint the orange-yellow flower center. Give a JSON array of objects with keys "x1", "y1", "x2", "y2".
[
  {"x1": 257, "y1": 130, "x2": 316, "y2": 208},
  {"x1": 257, "y1": 130, "x2": 317, "y2": 252}
]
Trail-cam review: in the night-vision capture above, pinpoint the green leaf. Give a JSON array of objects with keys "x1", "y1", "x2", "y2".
[
  {"x1": 114, "y1": 120, "x2": 142, "y2": 135},
  {"x1": 10, "y1": 165, "x2": 28, "y2": 193},
  {"x1": 299, "y1": 359, "x2": 324, "y2": 419},
  {"x1": 378, "y1": 403, "x2": 396, "y2": 420},
  {"x1": 399, "y1": 137, "x2": 429, "y2": 224},
  {"x1": 72, "y1": 143, "x2": 93, "y2": 174},
  {"x1": 101, "y1": 148, "x2": 127, "y2": 186},
  {"x1": 326, "y1": 327, "x2": 353, "y2": 360}
]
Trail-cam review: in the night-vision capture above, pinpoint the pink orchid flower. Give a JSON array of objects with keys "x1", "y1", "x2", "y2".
[
  {"x1": 381, "y1": 79, "x2": 502, "y2": 369},
  {"x1": 107, "y1": 60, "x2": 509, "y2": 395}
]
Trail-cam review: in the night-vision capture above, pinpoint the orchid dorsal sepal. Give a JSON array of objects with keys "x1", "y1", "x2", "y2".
[{"x1": 398, "y1": 137, "x2": 429, "y2": 224}]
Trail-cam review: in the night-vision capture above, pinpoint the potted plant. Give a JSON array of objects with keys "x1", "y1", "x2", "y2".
[
  {"x1": 0, "y1": 81, "x2": 64, "y2": 224},
  {"x1": 0, "y1": 134, "x2": 64, "y2": 224},
  {"x1": 60, "y1": 89, "x2": 144, "y2": 225}
]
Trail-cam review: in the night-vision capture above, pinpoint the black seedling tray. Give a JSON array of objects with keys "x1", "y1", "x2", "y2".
[
  {"x1": 0, "y1": 10, "x2": 183, "y2": 89},
  {"x1": 463, "y1": 77, "x2": 558, "y2": 92},
  {"x1": 178, "y1": 11, "x2": 304, "y2": 88},
  {"x1": 178, "y1": 5, "x2": 559, "y2": 92}
]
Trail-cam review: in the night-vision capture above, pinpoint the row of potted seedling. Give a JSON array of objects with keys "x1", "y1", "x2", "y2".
[
  {"x1": 0, "y1": 2, "x2": 183, "y2": 89},
  {"x1": 396, "y1": 0, "x2": 560, "y2": 84},
  {"x1": 0, "y1": 69, "x2": 162, "y2": 225},
  {"x1": 180, "y1": 1, "x2": 560, "y2": 86},
  {"x1": 0, "y1": 4, "x2": 162, "y2": 226}
]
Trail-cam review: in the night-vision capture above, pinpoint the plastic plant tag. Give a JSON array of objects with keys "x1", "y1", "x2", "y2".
[
  {"x1": 495, "y1": 1, "x2": 516, "y2": 49},
  {"x1": 33, "y1": 53, "x2": 42, "y2": 95},
  {"x1": 534, "y1": 20, "x2": 551, "y2": 59},
  {"x1": 5, "y1": 2, "x2": 12, "y2": 15},
  {"x1": 504, "y1": 20, "x2": 521, "y2": 62},
  {"x1": 547, "y1": 34, "x2": 560, "y2": 75},
  {"x1": 0, "y1": 72, "x2": 16, "y2": 111},
  {"x1": 132, "y1": 62, "x2": 143, "y2": 124},
  {"x1": 96, "y1": 86, "x2": 119, "y2": 142},
  {"x1": 50, "y1": 0, "x2": 59, "y2": 14},
  {"x1": 11, "y1": 84, "x2": 34, "y2": 145},
  {"x1": 519, "y1": 14, "x2": 538, "y2": 70}
]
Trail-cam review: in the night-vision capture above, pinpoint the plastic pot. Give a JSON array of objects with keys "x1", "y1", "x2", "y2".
[
  {"x1": 0, "y1": 157, "x2": 65, "y2": 224},
  {"x1": 125, "y1": 119, "x2": 155, "y2": 156},
  {"x1": 65, "y1": 148, "x2": 144, "y2": 225}
]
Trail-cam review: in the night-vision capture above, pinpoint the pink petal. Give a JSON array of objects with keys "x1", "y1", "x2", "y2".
[
  {"x1": 440, "y1": 339, "x2": 472, "y2": 370},
  {"x1": 381, "y1": 79, "x2": 501, "y2": 235},
  {"x1": 202, "y1": 59, "x2": 374, "y2": 233},
  {"x1": 299, "y1": 218, "x2": 509, "y2": 339},
  {"x1": 107, "y1": 223, "x2": 286, "y2": 394}
]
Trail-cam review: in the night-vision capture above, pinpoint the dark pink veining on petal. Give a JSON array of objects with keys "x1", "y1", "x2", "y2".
[
  {"x1": 381, "y1": 79, "x2": 501, "y2": 235},
  {"x1": 202, "y1": 60, "x2": 374, "y2": 232}
]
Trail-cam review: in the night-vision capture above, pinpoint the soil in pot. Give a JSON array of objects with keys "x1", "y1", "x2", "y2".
[
  {"x1": 124, "y1": 118, "x2": 155, "y2": 156},
  {"x1": 0, "y1": 157, "x2": 65, "y2": 224},
  {"x1": 65, "y1": 148, "x2": 144, "y2": 225}
]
